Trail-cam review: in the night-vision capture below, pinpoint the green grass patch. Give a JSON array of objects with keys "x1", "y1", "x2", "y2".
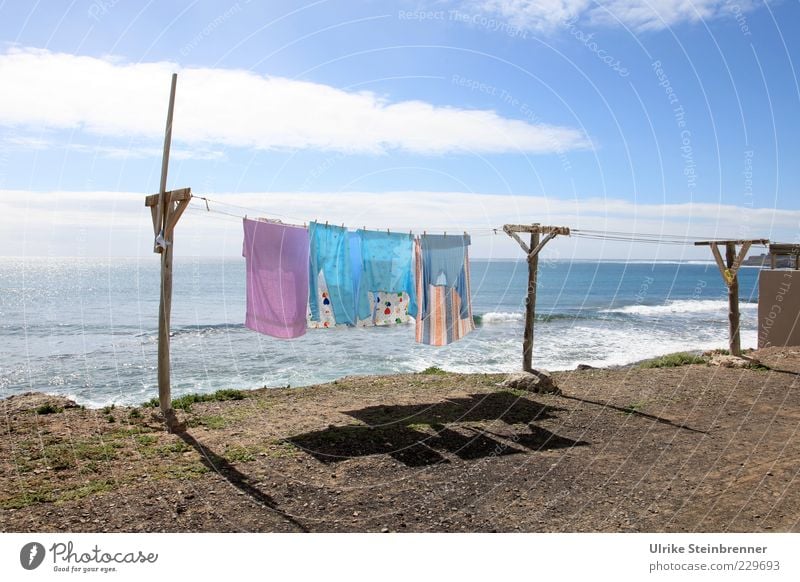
[
  {"x1": 188, "y1": 414, "x2": 228, "y2": 430},
  {"x1": 142, "y1": 389, "x2": 247, "y2": 411},
  {"x1": 44, "y1": 440, "x2": 119, "y2": 465},
  {"x1": 155, "y1": 440, "x2": 191, "y2": 457},
  {"x1": 639, "y1": 352, "x2": 707, "y2": 369},
  {"x1": 224, "y1": 445, "x2": 256, "y2": 463},
  {"x1": 747, "y1": 362, "x2": 772, "y2": 372},
  {"x1": 419, "y1": 366, "x2": 448, "y2": 375},
  {"x1": 134, "y1": 434, "x2": 158, "y2": 447},
  {"x1": 36, "y1": 403, "x2": 63, "y2": 415},
  {"x1": 58, "y1": 478, "x2": 116, "y2": 503},
  {"x1": 623, "y1": 401, "x2": 646, "y2": 414},
  {"x1": 155, "y1": 462, "x2": 210, "y2": 481},
  {"x1": 0, "y1": 488, "x2": 54, "y2": 509},
  {"x1": 266, "y1": 441, "x2": 301, "y2": 459}
]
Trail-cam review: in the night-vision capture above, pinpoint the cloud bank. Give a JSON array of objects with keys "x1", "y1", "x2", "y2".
[
  {"x1": 474, "y1": 0, "x2": 758, "y2": 32},
  {"x1": 1, "y1": 189, "x2": 793, "y2": 259},
  {"x1": 0, "y1": 47, "x2": 589, "y2": 156}
]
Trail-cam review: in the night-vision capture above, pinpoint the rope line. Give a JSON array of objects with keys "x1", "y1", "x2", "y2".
[{"x1": 188, "y1": 195, "x2": 770, "y2": 246}]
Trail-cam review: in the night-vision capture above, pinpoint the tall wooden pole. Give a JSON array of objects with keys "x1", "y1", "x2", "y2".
[
  {"x1": 523, "y1": 231, "x2": 540, "y2": 372},
  {"x1": 725, "y1": 242, "x2": 742, "y2": 357},
  {"x1": 157, "y1": 73, "x2": 178, "y2": 429},
  {"x1": 503, "y1": 224, "x2": 568, "y2": 372}
]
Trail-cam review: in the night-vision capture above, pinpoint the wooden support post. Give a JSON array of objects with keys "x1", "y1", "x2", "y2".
[
  {"x1": 725, "y1": 243, "x2": 741, "y2": 357},
  {"x1": 695, "y1": 238, "x2": 766, "y2": 358},
  {"x1": 504, "y1": 224, "x2": 569, "y2": 371},
  {"x1": 522, "y1": 231, "x2": 540, "y2": 373},
  {"x1": 145, "y1": 73, "x2": 191, "y2": 432}
]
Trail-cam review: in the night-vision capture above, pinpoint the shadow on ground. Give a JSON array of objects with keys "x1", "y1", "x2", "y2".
[
  {"x1": 287, "y1": 391, "x2": 588, "y2": 467},
  {"x1": 177, "y1": 431, "x2": 308, "y2": 532}
]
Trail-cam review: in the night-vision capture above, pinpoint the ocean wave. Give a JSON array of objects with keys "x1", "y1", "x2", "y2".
[
  {"x1": 476, "y1": 311, "x2": 525, "y2": 323},
  {"x1": 474, "y1": 311, "x2": 582, "y2": 324},
  {"x1": 601, "y1": 299, "x2": 758, "y2": 316},
  {"x1": 133, "y1": 323, "x2": 245, "y2": 339}
]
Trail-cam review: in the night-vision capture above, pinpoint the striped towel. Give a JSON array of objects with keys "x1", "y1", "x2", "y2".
[{"x1": 414, "y1": 238, "x2": 475, "y2": 346}]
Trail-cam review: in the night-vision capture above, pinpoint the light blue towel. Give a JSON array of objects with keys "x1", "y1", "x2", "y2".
[
  {"x1": 356, "y1": 230, "x2": 417, "y2": 321},
  {"x1": 348, "y1": 231, "x2": 363, "y2": 319},
  {"x1": 308, "y1": 222, "x2": 357, "y2": 326}
]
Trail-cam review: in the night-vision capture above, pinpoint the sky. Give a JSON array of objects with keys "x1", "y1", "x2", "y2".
[{"x1": 0, "y1": 0, "x2": 798, "y2": 259}]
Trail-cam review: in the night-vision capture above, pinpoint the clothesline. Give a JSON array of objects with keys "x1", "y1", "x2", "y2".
[
  {"x1": 187, "y1": 194, "x2": 770, "y2": 247},
  {"x1": 187, "y1": 195, "x2": 502, "y2": 237}
]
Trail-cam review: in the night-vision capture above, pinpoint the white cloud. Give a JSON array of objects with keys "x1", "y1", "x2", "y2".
[
  {"x1": 474, "y1": 0, "x2": 757, "y2": 32},
  {"x1": 0, "y1": 135, "x2": 224, "y2": 160},
  {"x1": 0, "y1": 189, "x2": 794, "y2": 260},
  {"x1": 0, "y1": 46, "x2": 589, "y2": 155}
]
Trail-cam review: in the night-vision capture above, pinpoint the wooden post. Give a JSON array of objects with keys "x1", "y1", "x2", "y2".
[
  {"x1": 695, "y1": 239, "x2": 767, "y2": 358},
  {"x1": 522, "y1": 231, "x2": 540, "y2": 372},
  {"x1": 503, "y1": 224, "x2": 569, "y2": 371},
  {"x1": 725, "y1": 243, "x2": 741, "y2": 357},
  {"x1": 145, "y1": 73, "x2": 191, "y2": 432}
]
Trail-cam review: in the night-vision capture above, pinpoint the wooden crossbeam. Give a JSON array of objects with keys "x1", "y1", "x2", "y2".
[
  {"x1": 145, "y1": 187, "x2": 192, "y2": 207},
  {"x1": 504, "y1": 224, "x2": 571, "y2": 236}
]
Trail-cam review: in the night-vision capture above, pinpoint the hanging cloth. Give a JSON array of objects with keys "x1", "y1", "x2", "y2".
[
  {"x1": 356, "y1": 230, "x2": 417, "y2": 323},
  {"x1": 308, "y1": 221, "x2": 357, "y2": 326},
  {"x1": 307, "y1": 230, "x2": 362, "y2": 329},
  {"x1": 242, "y1": 218, "x2": 310, "y2": 339},
  {"x1": 414, "y1": 234, "x2": 475, "y2": 346}
]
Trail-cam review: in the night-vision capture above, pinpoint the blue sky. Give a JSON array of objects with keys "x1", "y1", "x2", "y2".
[{"x1": 0, "y1": 0, "x2": 798, "y2": 258}]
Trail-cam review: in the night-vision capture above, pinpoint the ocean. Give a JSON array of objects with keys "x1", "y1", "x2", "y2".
[{"x1": 0, "y1": 257, "x2": 760, "y2": 408}]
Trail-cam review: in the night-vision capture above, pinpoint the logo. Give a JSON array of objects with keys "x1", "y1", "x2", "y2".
[{"x1": 20, "y1": 542, "x2": 46, "y2": 570}]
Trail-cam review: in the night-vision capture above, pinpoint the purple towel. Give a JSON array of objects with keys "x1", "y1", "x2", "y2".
[{"x1": 242, "y1": 218, "x2": 310, "y2": 339}]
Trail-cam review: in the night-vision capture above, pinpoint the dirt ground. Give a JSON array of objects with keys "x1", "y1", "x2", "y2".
[{"x1": 1, "y1": 347, "x2": 799, "y2": 533}]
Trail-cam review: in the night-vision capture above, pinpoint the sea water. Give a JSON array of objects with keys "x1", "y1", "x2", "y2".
[{"x1": 0, "y1": 257, "x2": 760, "y2": 408}]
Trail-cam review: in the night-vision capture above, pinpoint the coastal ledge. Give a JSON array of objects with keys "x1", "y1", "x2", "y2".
[{"x1": 2, "y1": 346, "x2": 799, "y2": 533}]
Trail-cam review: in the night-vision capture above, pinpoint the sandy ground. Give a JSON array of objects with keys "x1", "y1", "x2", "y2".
[{"x1": 1, "y1": 346, "x2": 799, "y2": 533}]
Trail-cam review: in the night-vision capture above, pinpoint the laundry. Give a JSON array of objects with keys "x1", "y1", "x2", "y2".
[
  {"x1": 242, "y1": 217, "x2": 473, "y2": 344},
  {"x1": 242, "y1": 218, "x2": 310, "y2": 339},
  {"x1": 356, "y1": 230, "x2": 417, "y2": 323},
  {"x1": 308, "y1": 222, "x2": 357, "y2": 326},
  {"x1": 414, "y1": 234, "x2": 475, "y2": 346},
  {"x1": 308, "y1": 285, "x2": 412, "y2": 328}
]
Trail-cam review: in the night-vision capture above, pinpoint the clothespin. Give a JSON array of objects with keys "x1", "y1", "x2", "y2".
[
  {"x1": 341, "y1": 223, "x2": 344, "y2": 229},
  {"x1": 204, "y1": 198, "x2": 209, "y2": 212},
  {"x1": 325, "y1": 220, "x2": 328, "y2": 227},
  {"x1": 387, "y1": 228, "x2": 390, "y2": 235},
  {"x1": 444, "y1": 231, "x2": 447, "y2": 238},
  {"x1": 423, "y1": 230, "x2": 426, "y2": 237}
]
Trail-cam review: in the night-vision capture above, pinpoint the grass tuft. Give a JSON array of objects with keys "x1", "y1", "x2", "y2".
[
  {"x1": 420, "y1": 366, "x2": 448, "y2": 375},
  {"x1": 142, "y1": 389, "x2": 247, "y2": 411},
  {"x1": 639, "y1": 352, "x2": 707, "y2": 369},
  {"x1": 35, "y1": 403, "x2": 63, "y2": 415}
]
